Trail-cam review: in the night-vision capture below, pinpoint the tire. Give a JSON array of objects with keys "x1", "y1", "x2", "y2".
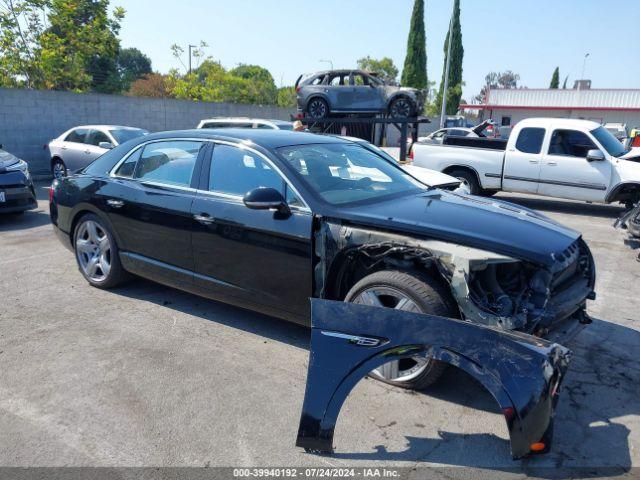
[
  {"x1": 307, "y1": 98, "x2": 329, "y2": 119},
  {"x1": 73, "y1": 213, "x2": 128, "y2": 289},
  {"x1": 344, "y1": 270, "x2": 458, "y2": 390},
  {"x1": 449, "y1": 169, "x2": 481, "y2": 196},
  {"x1": 52, "y1": 158, "x2": 67, "y2": 180},
  {"x1": 389, "y1": 97, "x2": 415, "y2": 118}
]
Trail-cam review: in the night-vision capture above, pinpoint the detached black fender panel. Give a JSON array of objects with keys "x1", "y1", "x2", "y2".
[{"x1": 296, "y1": 300, "x2": 571, "y2": 460}]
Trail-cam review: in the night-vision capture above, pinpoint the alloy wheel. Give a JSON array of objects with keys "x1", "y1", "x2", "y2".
[
  {"x1": 390, "y1": 98, "x2": 413, "y2": 118},
  {"x1": 308, "y1": 99, "x2": 327, "y2": 119},
  {"x1": 75, "y1": 220, "x2": 111, "y2": 282},
  {"x1": 352, "y1": 286, "x2": 429, "y2": 382},
  {"x1": 53, "y1": 162, "x2": 66, "y2": 180}
]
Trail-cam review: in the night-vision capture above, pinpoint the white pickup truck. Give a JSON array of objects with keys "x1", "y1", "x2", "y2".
[{"x1": 411, "y1": 118, "x2": 640, "y2": 208}]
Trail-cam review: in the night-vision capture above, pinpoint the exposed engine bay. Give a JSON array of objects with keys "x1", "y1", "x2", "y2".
[{"x1": 315, "y1": 220, "x2": 596, "y2": 335}]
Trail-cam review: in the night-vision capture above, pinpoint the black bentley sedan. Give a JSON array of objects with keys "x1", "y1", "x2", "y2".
[{"x1": 50, "y1": 129, "x2": 596, "y2": 389}]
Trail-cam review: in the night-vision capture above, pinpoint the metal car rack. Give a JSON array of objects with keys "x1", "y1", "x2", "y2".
[{"x1": 291, "y1": 115, "x2": 431, "y2": 162}]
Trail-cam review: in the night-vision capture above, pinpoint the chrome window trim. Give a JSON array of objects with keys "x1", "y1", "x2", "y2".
[{"x1": 108, "y1": 137, "x2": 311, "y2": 212}]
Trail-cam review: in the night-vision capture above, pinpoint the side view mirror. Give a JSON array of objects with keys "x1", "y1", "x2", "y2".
[
  {"x1": 99, "y1": 141, "x2": 114, "y2": 150},
  {"x1": 243, "y1": 187, "x2": 290, "y2": 216},
  {"x1": 586, "y1": 149, "x2": 605, "y2": 162}
]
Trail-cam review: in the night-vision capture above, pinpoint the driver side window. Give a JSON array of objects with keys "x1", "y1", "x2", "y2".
[
  {"x1": 209, "y1": 144, "x2": 304, "y2": 206},
  {"x1": 548, "y1": 130, "x2": 596, "y2": 158}
]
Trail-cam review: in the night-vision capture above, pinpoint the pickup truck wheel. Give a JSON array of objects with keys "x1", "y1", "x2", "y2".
[
  {"x1": 344, "y1": 270, "x2": 457, "y2": 390},
  {"x1": 389, "y1": 97, "x2": 415, "y2": 118},
  {"x1": 449, "y1": 169, "x2": 481, "y2": 195}
]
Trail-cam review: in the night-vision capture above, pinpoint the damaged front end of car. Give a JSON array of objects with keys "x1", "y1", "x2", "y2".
[
  {"x1": 315, "y1": 221, "x2": 595, "y2": 339},
  {"x1": 296, "y1": 299, "x2": 571, "y2": 459}
]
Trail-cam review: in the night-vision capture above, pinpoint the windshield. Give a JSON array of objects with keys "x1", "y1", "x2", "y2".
[
  {"x1": 278, "y1": 143, "x2": 425, "y2": 205},
  {"x1": 110, "y1": 128, "x2": 149, "y2": 144},
  {"x1": 591, "y1": 126, "x2": 628, "y2": 157}
]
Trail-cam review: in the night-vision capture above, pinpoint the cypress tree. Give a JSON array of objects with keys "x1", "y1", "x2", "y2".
[
  {"x1": 550, "y1": 67, "x2": 560, "y2": 89},
  {"x1": 562, "y1": 75, "x2": 568, "y2": 89},
  {"x1": 401, "y1": 0, "x2": 427, "y2": 90},
  {"x1": 436, "y1": 0, "x2": 464, "y2": 115}
]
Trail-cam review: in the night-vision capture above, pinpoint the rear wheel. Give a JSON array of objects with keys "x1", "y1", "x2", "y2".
[
  {"x1": 52, "y1": 159, "x2": 67, "y2": 179},
  {"x1": 307, "y1": 98, "x2": 329, "y2": 119},
  {"x1": 449, "y1": 169, "x2": 481, "y2": 195},
  {"x1": 344, "y1": 270, "x2": 457, "y2": 390},
  {"x1": 74, "y1": 214, "x2": 128, "y2": 289}
]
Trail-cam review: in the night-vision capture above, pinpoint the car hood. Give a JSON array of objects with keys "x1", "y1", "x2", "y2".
[
  {"x1": 0, "y1": 149, "x2": 20, "y2": 170},
  {"x1": 621, "y1": 147, "x2": 640, "y2": 162},
  {"x1": 336, "y1": 191, "x2": 580, "y2": 267},
  {"x1": 402, "y1": 165, "x2": 460, "y2": 187}
]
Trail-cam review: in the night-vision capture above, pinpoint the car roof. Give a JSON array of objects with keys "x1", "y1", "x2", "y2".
[
  {"x1": 140, "y1": 128, "x2": 351, "y2": 149},
  {"x1": 517, "y1": 117, "x2": 602, "y2": 130},
  {"x1": 199, "y1": 118, "x2": 292, "y2": 126},
  {"x1": 70, "y1": 125, "x2": 145, "y2": 130}
]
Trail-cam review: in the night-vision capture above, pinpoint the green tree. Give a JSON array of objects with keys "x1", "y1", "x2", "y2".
[
  {"x1": 357, "y1": 56, "x2": 399, "y2": 84},
  {"x1": 562, "y1": 75, "x2": 568, "y2": 89},
  {"x1": 276, "y1": 86, "x2": 296, "y2": 108},
  {"x1": 436, "y1": 0, "x2": 464, "y2": 115},
  {"x1": 229, "y1": 64, "x2": 278, "y2": 104},
  {"x1": 400, "y1": 0, "x2": 427, "y2": 89},
  {"x1": 549, "y1": 67, "x2": 560, "y2": 89},
  {"x1": 38, "y1": 0, "x2": 125, "y2": 92},
  {"x1": 0, "y1": 0, "x2": 49, "y2": 88},
  {"x1": 117, "y1": 47, "x2": 152, "y2": 90}
]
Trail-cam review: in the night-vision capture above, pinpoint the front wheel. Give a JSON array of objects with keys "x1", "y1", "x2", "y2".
[
  {"x1": 74, "y1": 214, "x2": 128, "y2": 289},
  {"x1": 389, "y1": 97, "x2": 415, "y2": 118},
  {"x1": 344, "y1": 270, "x2": 457, "y2": 390}
]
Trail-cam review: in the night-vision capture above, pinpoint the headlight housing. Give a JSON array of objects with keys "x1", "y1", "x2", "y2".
[{"x1": 6, "y1": 160, "x2": 30, "y2": 177}]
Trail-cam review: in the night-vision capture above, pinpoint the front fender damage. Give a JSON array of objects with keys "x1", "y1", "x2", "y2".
[{"x1": 296, "y1": 299, "x2": 571, "y2": 460}]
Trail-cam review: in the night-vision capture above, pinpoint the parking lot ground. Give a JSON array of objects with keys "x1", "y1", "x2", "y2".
[{"x1": 1, "y1": 184, "x2": 639, "y2": 474}]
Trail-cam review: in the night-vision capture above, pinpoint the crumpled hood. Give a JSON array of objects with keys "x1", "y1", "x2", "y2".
[
  {"x1": 338, "y1": 191, "x2": 580, "y2": 267},
  {"x1": 0, "y1": 149, "x2": 20, "y2": 170}
]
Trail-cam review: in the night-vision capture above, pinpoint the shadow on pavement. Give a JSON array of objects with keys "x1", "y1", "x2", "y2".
[
  {"x1": 109, "y1": 277, "x2": 639, "y2": 474},
  {"x1": 496, "y1": 194, "x2": 625, "y2": 219},
  {"x1": 0, "y1": 207, "x2": 50, "y2": 232}
]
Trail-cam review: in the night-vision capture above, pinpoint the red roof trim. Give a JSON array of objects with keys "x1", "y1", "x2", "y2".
[{"x1": 459, "y1": 104, "x2": 640, "y2": 112}]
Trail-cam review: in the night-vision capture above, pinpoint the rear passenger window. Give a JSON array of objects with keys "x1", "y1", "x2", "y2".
[
  {"x1": 134, "y1": 141, "x2": 202, "y2": 187},
  {"x1": 209, "y1": 145, "x2": 283, "y2": 197},
  {"x1": 515, "y1": 128, "x2": 545, "y2": 154},
  {"x1": 65, "y1": 129, "x2": 89, "y2": 143}
]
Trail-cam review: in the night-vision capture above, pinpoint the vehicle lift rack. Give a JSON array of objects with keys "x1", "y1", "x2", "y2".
[{"x1": 291, "y1": 115, "x2": 431, "y2": 162}]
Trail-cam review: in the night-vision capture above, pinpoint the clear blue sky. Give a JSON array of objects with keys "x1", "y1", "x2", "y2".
[{"x1": 115, "y1": 0, "x2": 638, "y2": 99}]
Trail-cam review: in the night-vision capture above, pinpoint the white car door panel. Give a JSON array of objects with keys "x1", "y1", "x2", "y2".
[{"x1": 538, "y1": 129, "x2": 611, "y2": 202}]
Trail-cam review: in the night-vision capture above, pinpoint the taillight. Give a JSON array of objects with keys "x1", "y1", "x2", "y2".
[
  {"x1": 296, "y1": 86, "x2": 301, "y2": 93},
  {"x1": 408, "y1": 147, "x2": 414, "y2": 160},
  {"x1": 49, "y1": 186, "x2": 54, "y2": 203}
]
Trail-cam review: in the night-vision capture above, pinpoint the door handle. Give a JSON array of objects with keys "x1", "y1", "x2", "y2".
[
  {"x1": 61, "y1": 146, "x2": 68, "y2": 150},
  {"x1": 193, "y1": 213, "x2": 214, "y2": 224},
  {"x1": 84, "y1": 149, "x2": 91, "y2": 154},
  {"x1": 529, "y1": 160, "x2": 539, "y2": 164},
  {"x1": 547, "y1": 161, "x2": 558, "y2": 166},
  {"x1": 107, "y1": 199, "x2": 124, "y2": 208}
]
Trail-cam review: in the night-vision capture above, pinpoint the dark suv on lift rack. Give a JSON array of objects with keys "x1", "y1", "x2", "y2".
[{"x1": 295, "y1": 69, "x2": 426, "y2": 119}]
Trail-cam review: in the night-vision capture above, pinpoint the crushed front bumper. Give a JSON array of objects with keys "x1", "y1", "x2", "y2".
[
  {"x1": 296, "y1": 299, "x2": 571, "y2": 460},
  {"x1": 0, "y1": 172, "x2": 37, "y2": 214}
]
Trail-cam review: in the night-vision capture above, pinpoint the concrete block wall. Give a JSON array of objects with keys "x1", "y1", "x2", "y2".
[{"x1": 0, "y1": 88, "x2": 292, "y2": 175}]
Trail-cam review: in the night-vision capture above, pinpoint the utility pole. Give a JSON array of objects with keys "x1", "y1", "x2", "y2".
[
  {"x1": 440, "y1": 5, "x2": 455, "y2": 128},
  {"x1": 319, "y1": 59, "x2": 334, "y2": 70},
  {"x1": 188, "y1": 44, "x2": 198, "y2": 75},
  {"x1": 578, "y1": 53, "x2": 590, "y2": 90}
]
